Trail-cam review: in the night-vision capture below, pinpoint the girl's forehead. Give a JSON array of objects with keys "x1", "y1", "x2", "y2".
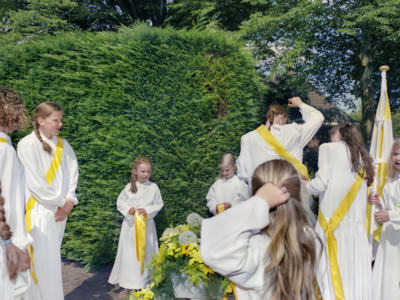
[{"x1": 136, "y1": 163, "x2": 151, "y2": 169}]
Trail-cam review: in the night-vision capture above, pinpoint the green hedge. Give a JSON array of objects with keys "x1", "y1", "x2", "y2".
[{"x1": 0, "y1": 24, "x2": 265, "y2": 268}]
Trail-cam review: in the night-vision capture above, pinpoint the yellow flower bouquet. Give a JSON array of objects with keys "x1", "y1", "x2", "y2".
[{"x1": 131, "y1": 213, "x2": 233, "y2": 300}]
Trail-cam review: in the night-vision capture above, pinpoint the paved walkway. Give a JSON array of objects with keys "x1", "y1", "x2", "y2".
[{"x1": 62, "y1": 259, "x2": 122, "y2": 300}]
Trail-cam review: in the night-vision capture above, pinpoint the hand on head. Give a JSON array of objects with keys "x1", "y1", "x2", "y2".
[
  {"x1": 255, "y1": 182, "x2": 290, "y2": 208},
  {"x1": 288, "y1": 97, "x2": 303, "y2": 108}
]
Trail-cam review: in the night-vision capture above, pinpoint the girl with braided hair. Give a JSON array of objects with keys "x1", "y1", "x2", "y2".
[
  {"x1": 0, "y1": 87, "x2": 31, "y2": 299},
  {"x1": 17, "y1": 101, "x2": 79, "y2": 300},
  {"x1": 307, "y1": 122, "x2": 374, "y2": 300}
]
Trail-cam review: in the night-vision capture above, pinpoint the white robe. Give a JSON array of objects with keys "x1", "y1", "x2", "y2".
[
  {"x1": 372, "y1": 175, "x2": 400, "y2": 300},
  {"x1": 108, "y1": 181, "x2": 164, "y2": 289},
  {"x1": 0, "y1": 131, "x2": 32, "y2": 299},
  {"x1": 206, "y1": 175, "x2": 249, "y2": 215},
  {"x1": 0, "y1": 241, "x2": 14, "y2": 300},
  {"x1": 236, "y1": 103, "x2": 324, "y2": 186},
  {"x1": 201, "y1": 196, "x2": 328, "y2": 300},
  {"x1": 17, "y1": 131, "x2": 79, "y2": 300},
  {"x1": 307, "y1": 141, "x2": 372, "y2": 300}
]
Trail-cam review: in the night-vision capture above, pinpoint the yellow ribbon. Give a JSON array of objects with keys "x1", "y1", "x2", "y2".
[
  {"x1": 256, "y1": 125, "x2": 309, "y2": 180},
  {"x1": 135, "y1": 211, "x2": 147, "y2": 274},
  {"x1": 0, "y1": 137, "x2": 10, "y2": 144},
  {"x1": 318, "y1": 170, "x2": 365, "y2": 300},
  {"x1": 217, "y1": 204, "x2": 225, "y2": 214},
  {"x1": 24, "y1": 136, "x2": 65, "y2": 285}
]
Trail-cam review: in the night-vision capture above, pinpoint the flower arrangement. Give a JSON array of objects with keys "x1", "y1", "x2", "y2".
[{"x1": 130, "y1": 213, "x2": 233, "y2": 300}]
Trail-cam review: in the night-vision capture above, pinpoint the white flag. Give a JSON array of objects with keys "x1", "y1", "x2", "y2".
[{"x1": 367, "y1": 66, "x2": 393, "y2": 242}]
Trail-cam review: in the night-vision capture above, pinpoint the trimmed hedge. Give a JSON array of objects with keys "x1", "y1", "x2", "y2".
[{"x1": 0, "y1": 24, "x2": 265, "y2": 268}]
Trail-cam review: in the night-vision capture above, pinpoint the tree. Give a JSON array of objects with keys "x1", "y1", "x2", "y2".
[
  {"x1": 165, "y1": 0, "x2": 270, "y2": 31},
  {"x1": 240, "y1": 0, "x2": 400, "y2": 140}
]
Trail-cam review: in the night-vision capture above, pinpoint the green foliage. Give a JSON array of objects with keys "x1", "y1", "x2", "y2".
[
  {"x1": 239, "y1": 0, "x2": 400, "y2": 140},
  {"x1": 0, "y1": 24, "x2": 265, "y2": 268}
]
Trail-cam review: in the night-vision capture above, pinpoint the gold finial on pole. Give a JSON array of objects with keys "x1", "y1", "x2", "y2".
[{"x1": 379, "y1": 65, "x2": 390, "y2": 72}]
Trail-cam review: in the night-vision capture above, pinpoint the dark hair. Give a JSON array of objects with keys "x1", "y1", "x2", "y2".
[
  {"x1": 337, "y1": 122, "x2": 374, "y2": 185},
  {"x1": 265, "y1": 104, "x2": 287, "y2": 129},
  {"x1": 0, "y1": 88, "x2": 27, "y2": 131}
]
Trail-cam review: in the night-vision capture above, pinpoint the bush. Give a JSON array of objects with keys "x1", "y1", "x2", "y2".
[{"x1": 0, "y1": 24, "x2": 265, "y2": 268}]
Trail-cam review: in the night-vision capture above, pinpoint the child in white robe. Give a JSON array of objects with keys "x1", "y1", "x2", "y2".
[
  {"x1": 236, "y1": 96, "x2": 324, "y2": 187},
  {"x1": 307, "y1": 123, "x2": 374, "y2": 300},
  {"x1": 206, "y1": 153, "x2": 249, "y2": 215},
  {"x1": 369, "y1": 139, "x2": 400, "y2": 300},
  {"x1": 0, "y1": 88, "x2": 32, "y2": 300},
  {"x1": 201, "y1": 159, "x2": 328, "y2": 300},
  {"x1": 0, "y1": 182, "x2": 18, "y2": 300},
  {"x1": 17, "y1": 102, "x2": 79, "y2": 300},
  {"x1": 108, "y1": 157, "x2": 164, "y2": 296}
]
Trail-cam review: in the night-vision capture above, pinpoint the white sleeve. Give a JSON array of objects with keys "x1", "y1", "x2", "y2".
[
  {"x1": 206, "y1": 182, "x2": 218, "y2": 215},
  {"x1": 0, "y1": 147, "x2": 32, "y2": 249},
  {"x1": 17, "y1": 145, "x2": 65, "y2": 207},
  {"x1": 237, "y1": 179, "x2": 251, "y2": 201},
  {"x1": 297, "y1": 103, "x2": 324, "y2": 149},
  {"x1": 383, "y1": 185, "x2": 400, "y2": 231},
  {"x1": 236, "y1": 135, "x2": 251, "y2": 184},
  {"x1": 116, "y1": 185, "x2": 131, "y2": 217},
  {"x1": 201, "y1": 196, "x2": 270, "y2": 288},
  {"x1": 65, "y1": 142, "x2": 79, "y2": 205},
  {"x1": 307, "y1": 143, "x2": 330, "y2": 196},
  {"x1": 143, "y1": 186, "x2": 164, "y2": 219}
]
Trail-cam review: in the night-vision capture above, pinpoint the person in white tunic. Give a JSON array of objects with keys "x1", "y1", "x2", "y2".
[
  {"x1": 369, "y1": 139, "x2": 400, "y2": 300},
  {"x1": 201, "y1": 159, "x2": 327, "y2": 300},
  {"x1": 0, "y1": 182, "x2": 20, "y2": 300},
  {"x1": 17, "y1": 102, "x2": 79, "y2": 300},
  {"x1": 307, "y1": 123, "x2": 374, "y2": 300},
  {"x1": 0, "y1": 88, "x2": 32, "y2": 300},
  {"x1": 206, "y1": 153, "x2": 249, "y2": 215},
  {"x1": 108, "y1": 157, "x2": 164, "y2": 296},
  {"x1": 236, "y1": 97, "x2": 324, "y2": 187}
]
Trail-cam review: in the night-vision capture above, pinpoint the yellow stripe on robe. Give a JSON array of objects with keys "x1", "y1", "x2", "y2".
[
  {"x1": 256, "y1": 125, "x2": 309, "y2": 180},
  {"x1": 0, "y1": 137, "x2": 10, "y2": 144},
  {"x1": 135, "y1": 211, "x2": 147, "y2": 274},
  {"x1": 25, "y1": 136, "x2": 65, "y2": 285},
  {"x1": 318, "y1": 170, "x2": 364, "y2": 300}
]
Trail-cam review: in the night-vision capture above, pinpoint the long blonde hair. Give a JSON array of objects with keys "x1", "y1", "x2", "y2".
[
  {"x1": 32, "y1": 102, "x2": 62, "y2": 154},
  {"x1": 387, "y1": 139, "x2": 400, "y2": 179},
  {"x1": 130, "y1": 157, "x2": 152, "y2": 193},
  {"x1": 252, "y1": 160, "x2": 319, "y2": 300}
]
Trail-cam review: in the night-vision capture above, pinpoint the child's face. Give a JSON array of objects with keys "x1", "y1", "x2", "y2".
[
  {"x1": 392, "y1": 147, "x2": 400, "y2": 173},
  {"x1": 133, "y1": 163, "x2": 152, "y2": 184},
  {"x1": 38, "y1": 110, "x2": 63, "y2": 139},
  {"x1": 220, "y1": 163, "x2": 235, "y2": 179}
]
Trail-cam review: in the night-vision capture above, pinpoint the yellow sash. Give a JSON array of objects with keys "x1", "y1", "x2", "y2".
[
  {"x1": 256, "y1": 125, "x2": 309, "y2": 180},
  {"x1": 135, "y1": 211, "x2": 147, "y2": 274},
  {"x1": 217, "y1": 203, "x2": 225, "y2": 214},
  {"x1": 25, "y1": 137, "x2": 64, "y2": 285},
  {"x1": 318, "y1": 170, "x2": 365, "y2": 300},
  {"x1": 0, "y1": 137, "x2": 10, "y2": 144}
]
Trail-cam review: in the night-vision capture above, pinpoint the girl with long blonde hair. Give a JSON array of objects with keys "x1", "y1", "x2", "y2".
[
  {"x1": 201, "y1": 159, "x2": 323, "y2": 300},
  {"x1": 17, "y1": 101, "x2": 79, "y2": 300}
]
